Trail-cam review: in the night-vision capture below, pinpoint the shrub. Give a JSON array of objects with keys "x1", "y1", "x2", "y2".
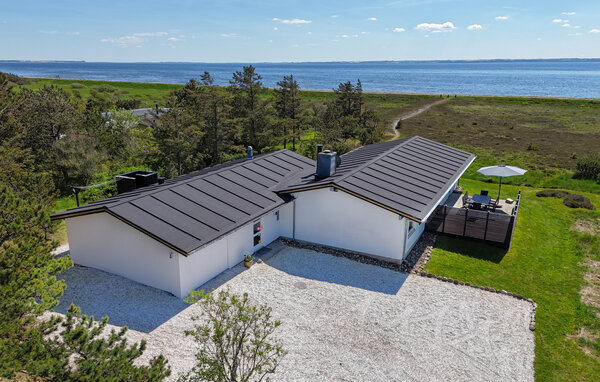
[
  {"x1": 70, "y1": 83, "x2": 85, "y2": 89},
  {"x1": 182, "y1": 290, "x2": 286, "y2": 382},
  {"x1": 536, "y1": 190, "x2": 571, "y2": 198},
  {"x1": 563, "y1": 194, "x2": 595, "y2": 210},
  {"x1": 576, "y1": 154, "x2": 600, "y2": 180},
  {"x1": 115, "y1": 98, "x2": 141, "y2": 110}
]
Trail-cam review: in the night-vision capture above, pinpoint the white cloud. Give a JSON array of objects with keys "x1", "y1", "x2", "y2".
[
  {"x1": 495, "y1": 16, "x2": 509, "y2": 20},
  {"x1": 537, "y1": 37, "x2": 542, "y2": 41},
  {"x1": 341, "y1": 34, "x2": 349, "y2": 38},
  {"x1": 415, "y1": 21, "x2": 456, "y2": 33},
  {"x1": 168, "y1": 37, "x2": 178, "y2": 41},
  {"x1": 101, "y1": 31, "x2": 169, "y2": 46},
  {"x1": 562, "y1": 12, "x2": 575, "y2": 16},
  {"x1": 553, "y1": 18, "x2": 568, "y2": 23},
  {"x1": 273, "y1": 26, "x2": 278, "y2": 30},
  {"x1": 220, "y1": 33, "x2": 238, "y2": 38},
  {"x1": 272, "y1": 18, "x2": 311, "y2": 24},
  {"x1": 467, "y1": 24, "x2": 483, "y2": 31},
  {"x1": 368, "y1": 17, "x2": 377, "y2": 21},
  {"x1": 569, "y1": 32, "x2": 583, "y2": 36},
  {"x1": 331, "y1": 15, "x2": 339, "y2": 18},
  {"x1": 352, "y1": 34, "x2": 358, "y2": 38},
  {"x1": 101, "y1": 35, "x2": 143, "y2": 46},
  {"x1": 133, "y1": 32, "x2": 167, "y2": 37},
  {"x1": 393, "y1": 27, "x2": 405, "y2": 32},
  {"x1": 589, "y1": 29, "x2": 600, "y2": 33},
  {"x1": 562, "y1": 23, "x2": 571, "y2": 28},
  {"x1": 361, "y1": 31, "x2": 368, "y2": 35},
  {"x1": 573, "y1": 26, "x2": 581, "y2": 29}
]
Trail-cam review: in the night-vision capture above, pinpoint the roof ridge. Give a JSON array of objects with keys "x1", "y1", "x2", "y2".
[
  {"x1": 100, "y1": 150, "x2": 289, "y2": 210},
  {"x1": 333, "y1": 137, "x2": 416, "y2": 185}
]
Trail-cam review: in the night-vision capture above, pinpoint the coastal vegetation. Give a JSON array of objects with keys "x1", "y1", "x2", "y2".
[{"x1": 2, "y1": 68, "x2": 600, "y2": 380}]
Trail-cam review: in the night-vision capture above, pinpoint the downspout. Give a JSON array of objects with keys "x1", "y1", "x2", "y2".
[
  {"x1": 292, "y1": 197, "x2": 296, "y2": 239},
  {"x1": 402, "y1": 217, "x2": 408, "y2": 259}
]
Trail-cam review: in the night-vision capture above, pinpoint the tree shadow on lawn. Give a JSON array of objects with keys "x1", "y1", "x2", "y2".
[{"x1": 436, "y1": 235, "x2": 508, "y2": 264}]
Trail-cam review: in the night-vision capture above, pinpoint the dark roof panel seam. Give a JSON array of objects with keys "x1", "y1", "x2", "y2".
[
  {"x1": 239, "y1": 165, "x2": 279, "y2": 183},
  {"x1": 377, "y1": 157, "x2": 447, "y2": 185},
  {"x1": 125, "y1": 202, "x2": 204, "y2": 242},
  {"x1": 349, "y1": 172, "x2": 430, "y2": 205},
  {"x1": 214, "y1": 173, "x2": 279, "y2": 203},
  {"x1": 149, "y1": 195, "x2": 221, "y2": 233},
  {"x1": 228, "y1": 168, "x2": 270, "y2": 189},
  {"x1": 407, "y1": 140, "x2": 471, "y2": 162},
  {"x1": 341, "y1": 180, "x2": 423, "y2": 214},
  {"x1": 385, "y1": 154, "x2": 453, "y2": 180},
  {"x1": 186, "y1": 183, "x2": 251, "y2": 216},
  {"x1": 252, "y1": 161, "x2": 286, "y2": 177},
  {"x1": 169, "y1": 189, "x2": 237, "y2": 223},
  {"x1": 364, "y1": 165, "x2": 439, "y2": 194},
  {"x1": 262, "y1": 156, "x2": 296, "y2": 172},
  {"x1": 399, "y1": 146, "x2": 466, "y2": 171},
  {"x1": 201, "y1": 178, "x2": 267, "y2": 209}
]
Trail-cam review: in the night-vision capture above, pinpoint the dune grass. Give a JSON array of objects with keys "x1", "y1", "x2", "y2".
[{"x1": 425, "y1": 178, "x2": 600, "y2": 381}]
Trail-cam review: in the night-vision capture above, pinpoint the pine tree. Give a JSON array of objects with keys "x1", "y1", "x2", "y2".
[
  {"x1": 274, "y1": 74, "x2": 302, "y2": 150},
  {"x1": 229, "y1": 66, "x2": 271, "y2": 152}
]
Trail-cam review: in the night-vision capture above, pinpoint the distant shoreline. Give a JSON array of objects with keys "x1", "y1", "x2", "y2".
[
  {"x1": 23, "y1": 76, "x2": 600, "y2": 100},
  {"x1": 2, "y1": 57, "x2": 600, "y2": 64}
]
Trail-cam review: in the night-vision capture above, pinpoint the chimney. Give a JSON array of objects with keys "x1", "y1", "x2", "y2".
[
  {"x1": 315, "y1": 149, "x2": 340, "y2": 180},
  {"x1": 316, "y1": 144, "x2": 323, "y2": 154},
  {"x1": 247, "y1": 146, "x2": 253, "y2": 160}
]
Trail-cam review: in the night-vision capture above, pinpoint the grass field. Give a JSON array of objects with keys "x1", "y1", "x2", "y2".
[
  {"x1": 397, "y1": 96, "x2": 600, "y2": 192},
  {"x1": 425, "y1": 178, "x2": 600, "y2": 381}
]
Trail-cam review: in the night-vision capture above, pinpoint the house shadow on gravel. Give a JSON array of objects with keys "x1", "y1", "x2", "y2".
[
  {"x1": 55, "y1": 265, "x2": 188, "y2": 333},
  {"x1": 265, "y1": 246, "x2": 409, "y2": 295}
]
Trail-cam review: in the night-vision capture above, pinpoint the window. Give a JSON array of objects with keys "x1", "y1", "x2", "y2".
[
  {"x1": 253, "y1": 220, "x2": 262, "y2": 246},
  {"x1": 408, "y1": 221, "x2": 419, "y2": 238}
]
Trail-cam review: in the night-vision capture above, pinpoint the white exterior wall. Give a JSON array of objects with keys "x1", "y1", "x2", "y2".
[
  {"x1": 66, "y1": 205, "x2": 292, "y2": 299},
  {"x1": 65, "y1": 213, "x2": 181, "y2": 296},
  {"x1": 180, "y1": 206, "x2": 290, "y2": 297},
  {"x1": 292, "y1": 188, "x2": 407, "y2": 262}
]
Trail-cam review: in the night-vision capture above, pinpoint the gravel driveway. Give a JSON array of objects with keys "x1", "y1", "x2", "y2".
[{"x1": 56, "y1": 244, "x2": 534, "y2": 381}]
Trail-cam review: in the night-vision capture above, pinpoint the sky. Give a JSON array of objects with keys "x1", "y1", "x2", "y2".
[{"x1": 1, "y1": 0, "x2": 600, "y2": 62}]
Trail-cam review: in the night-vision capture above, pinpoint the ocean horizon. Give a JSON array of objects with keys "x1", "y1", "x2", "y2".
[{"x1": 2, "y1": 58, "x2": 600, "y2": 98}]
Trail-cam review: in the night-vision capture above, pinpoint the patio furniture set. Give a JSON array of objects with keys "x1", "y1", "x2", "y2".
[{"x1": 462, "y1": 190, "x2": 498, "y2": 212}]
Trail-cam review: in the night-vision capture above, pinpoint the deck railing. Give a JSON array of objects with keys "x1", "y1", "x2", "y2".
[{"x1": 426, "y1": 191, "x2": 521, "y2": 249}]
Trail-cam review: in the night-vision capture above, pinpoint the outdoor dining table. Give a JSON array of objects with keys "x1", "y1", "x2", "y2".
[{"x1": 471, "y1": 194, "x2": 492, "y2": 206}]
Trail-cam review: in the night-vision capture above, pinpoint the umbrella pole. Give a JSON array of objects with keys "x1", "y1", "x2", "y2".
[{"x1": 497, "y1": 178, "x2": 502, "y2": 202}]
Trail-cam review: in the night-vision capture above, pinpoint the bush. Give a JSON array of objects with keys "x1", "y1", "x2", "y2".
[
  {"x1": 70, "y1": 83, "x2": 85, "y2": 89},
  {"x1": 576, "y1": 154, "x2": 600, "y2": 180},
  {"x1": 536, "y1": 190, "x2": 571, "y2": 198},
  {"x1": 563, "y1": 194, "x2": 595, "y2": 210},
  {"x1": 115, "y1": 98, "x2": 141, "y2": 110}
]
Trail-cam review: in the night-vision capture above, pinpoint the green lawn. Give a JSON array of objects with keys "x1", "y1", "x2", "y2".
[{"x1": 425, "y1": 178, "x2": 600, "y2": 381}]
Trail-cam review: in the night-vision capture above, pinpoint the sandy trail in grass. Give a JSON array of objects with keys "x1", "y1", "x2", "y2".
[{"x1": 391, "y1": 98, "x2": 450, "y2": 137}]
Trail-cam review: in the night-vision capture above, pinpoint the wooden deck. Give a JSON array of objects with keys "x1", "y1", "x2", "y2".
[{"x1": 426, "y1": 191, "x2": 521, "y2": 249}]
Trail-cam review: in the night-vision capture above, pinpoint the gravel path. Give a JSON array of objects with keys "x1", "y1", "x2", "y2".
[
  {"x1": 391, "y1": 98, "x2": 449, "y2": 137},
  {"x1": 55, "y1": 245, "x2": 534, "y2": 381}
]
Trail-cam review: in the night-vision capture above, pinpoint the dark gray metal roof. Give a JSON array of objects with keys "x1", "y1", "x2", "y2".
[
  {"x1": 276, "y1": 136, "x2": 476, "y2": 222},
  {"x1": 52, "y1": 150, "x2": 315, "y2": 255}
]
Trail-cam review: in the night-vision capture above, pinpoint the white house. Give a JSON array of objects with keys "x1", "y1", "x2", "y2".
[{"x1": 52, "y1": 136, "x2": 476, "y2": 298}]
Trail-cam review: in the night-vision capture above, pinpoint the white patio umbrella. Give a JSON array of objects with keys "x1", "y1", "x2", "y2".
[{"x1": 476, "y1": 164, "x2": 527, "y2": 201}]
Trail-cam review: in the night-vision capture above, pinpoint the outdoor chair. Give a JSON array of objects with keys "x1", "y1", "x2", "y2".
[
  {"x1": 472, "y1": 202, "x2": 482, "y2": 210},
  {"x1": 462, "y1": 192, "x2": 471, "y2": 208},
  {"x1": 480, "y1": 190, "x2": 489, "y2": 196}
]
